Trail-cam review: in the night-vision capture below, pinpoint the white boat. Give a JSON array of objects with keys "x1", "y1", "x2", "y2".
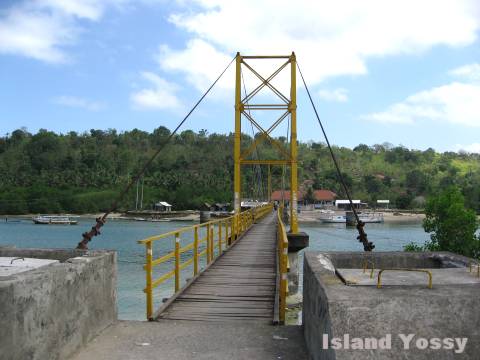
[
  {"x1": 321, "y1": 212, "x2": 384, "y2": 224},
  {"x1": 359, "y1": 212, "x2": 384, "y2": 223},
  {"x1": 33, "y1": 216, "x2": 78, "y2": 225},
  {"x1": 321, "y1": 215, "x2": 346, "y2": 223}
]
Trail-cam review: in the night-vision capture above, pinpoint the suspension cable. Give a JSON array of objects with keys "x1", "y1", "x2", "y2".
[
  {"x1": 296, "y1": 62, "x2": 374, "y2": 252},
  {"x1": 76, "y1": 55, "x2": 236, "y2": 249}
]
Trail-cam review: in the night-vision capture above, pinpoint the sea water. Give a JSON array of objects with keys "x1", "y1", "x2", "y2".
[{"x1": 0, "y1": 217, "x2": 430, "y2": 320}]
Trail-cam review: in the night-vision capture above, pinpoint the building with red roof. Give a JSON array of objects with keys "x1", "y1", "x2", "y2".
[{"x1": 271, "y1": 189, "x2": 337, "y2": 207}]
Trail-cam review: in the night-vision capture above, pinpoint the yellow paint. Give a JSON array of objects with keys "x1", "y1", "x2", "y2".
[
  {"x1": 138, "y1": 203, "x2": 273, "y2": 320},
  {"x1": 175, "y1": 233, "x2": 180, "y2": 292},
  {"x1": 376, "y1": 268, "x2": 433, "y2": 289},
  {"x1": 277, "y1": 208, "x2": 289, "y2": 324},
  {"x1": 234, "y1": 53, "x2": 242, "y2": 215},
  {"x1": 233, "y1": 53, "x2": 299, "y2": 233},
  {"x1": 289, "y1": 52, "x2": 298, "y2": 234},
  {"x1": 193, "y1": 227, "x2": 199, "y2": 275},
  {"x1": 268, "y1": 165, "x2": 272, "y2": 202},
  {"x1": 145, "y1": 242, "x2": 153, "y2": 320}
]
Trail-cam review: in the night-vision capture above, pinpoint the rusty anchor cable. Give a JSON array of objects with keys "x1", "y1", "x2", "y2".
[
  {"x1": 77, "y1": 216, "x2": 106, "y2": 250},
  {"x1": 356, "y1": 221, "x2": 374, "y2": 252}
]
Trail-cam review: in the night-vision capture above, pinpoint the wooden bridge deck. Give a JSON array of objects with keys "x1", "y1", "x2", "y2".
[{"x1": 157, "y1": 213, "x2": 277, "y2": 323}]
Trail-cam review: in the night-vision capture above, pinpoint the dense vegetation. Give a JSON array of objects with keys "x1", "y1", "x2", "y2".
[
  {"x1": 1, "y1": 127, "x2": 479, "y2": 214},
  {"x1": 404, "y1": 187, "x2": 479, "y2": 259}
]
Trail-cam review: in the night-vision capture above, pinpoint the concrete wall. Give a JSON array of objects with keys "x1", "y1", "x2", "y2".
[
  {"x1": 0, "y1": 248, "x2": 117, "y2": 360},
  {"x1": 318, "y1": 251, "x2": 473, "y2": 270},
  {"x1": 303, "y1": 251, "x2": 480, "y2": 360}
]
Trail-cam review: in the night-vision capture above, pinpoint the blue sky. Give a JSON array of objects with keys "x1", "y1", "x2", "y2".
[{"x1": 0, "y1": 0, "x2": 479, "y2": 152}]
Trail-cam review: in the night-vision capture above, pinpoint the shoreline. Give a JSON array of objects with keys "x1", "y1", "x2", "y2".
[
  {"x1": 4, "y1": 210, "x2": 461, "y2": 224},
  {"x1": 298, "y1": 210, "x2": 425, "y2": 224},
  {"x1": 4, "y1": 212, "x2": 201, "y2": 222}
]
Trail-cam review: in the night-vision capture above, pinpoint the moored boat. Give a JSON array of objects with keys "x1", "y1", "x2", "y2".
[
  {"x1": 359, "y1": 212, "x2": 384, "y2": 223},
  {"x1": 32, "y1": 216, "x2": 78, "y2": 225},
  {"x1": 321, "y1": 215, "x2": 346, "y2": 223},
  {"x1": 321, "y1": 212, "x2": 384, "y2": 224}
]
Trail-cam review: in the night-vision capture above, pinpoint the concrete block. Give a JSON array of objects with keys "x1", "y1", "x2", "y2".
[
  {"x1": 287, "y1": 232, "x2": 309, "y2": 294},
  {"x1": 287, "y1": 232, "x2": 309, "y2": 252},
  {"x1": 303, "y1": 251, "x2": 480, "y2": 360},
  {"x1": 0, "y1": 248, "x2": 117, "y2": 360}
]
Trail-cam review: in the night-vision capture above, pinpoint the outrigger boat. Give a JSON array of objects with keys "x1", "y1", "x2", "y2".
[
  {"x1": 320, "y1": 214, "x2": 347, "y2": 223},
  {"x1": 321, "y1": 212, "x2": 384, "y2": 224},
  {"x1": 32, "y1": 216, "x2": 78, "y2": 225}
]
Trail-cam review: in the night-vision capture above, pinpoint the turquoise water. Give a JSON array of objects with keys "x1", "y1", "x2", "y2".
[
  {"x1": 0, "y1": 217, "x2": 429, "y2": 320},
  {"x1": 302, "y1": 221, "x2": 430, "y2": 252}
]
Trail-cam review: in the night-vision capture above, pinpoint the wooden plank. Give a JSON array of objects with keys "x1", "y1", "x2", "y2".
[{"x1": 155, "y1": 213, "x2": 278, "y2": 324}]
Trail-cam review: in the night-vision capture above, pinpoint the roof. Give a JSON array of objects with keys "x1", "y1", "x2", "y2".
[
  {"x1": 271, "y1": 190, "x2": 303, "y2": 201},
  {"x1": 377, "y1": 200, "x2": 390, "y2": 203},
  {"x1": 271, "y1": 189, "x2": 336, "y2": 202},
  {"x1": 313, "y1": 190, "x2": 337, "y2": 201},
  {"x1": 241, "y1": 201, "x2": 268, "y2": 208},
  {"x1": 335, "y1": 200, "x2": 361, "y2": 205},
  {"x1": 155, "y1": 201, "x2": 172, "y2": 207},
  {"x1": 213, "y1": 203, "x2": 230, "y2": 209}
]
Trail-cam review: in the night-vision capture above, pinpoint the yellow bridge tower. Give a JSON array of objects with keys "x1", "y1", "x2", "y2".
[{"x1": 233, "y1": 52, "x2": 299, "y2": 234}]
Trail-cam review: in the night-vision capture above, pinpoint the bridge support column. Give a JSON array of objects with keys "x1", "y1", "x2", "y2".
[
  {"x1": 234, "y1": 52, "x2": 242, "y2": 215},
  {"x1": 287, "y1": 232, "x2": 309, "y2": 294}
]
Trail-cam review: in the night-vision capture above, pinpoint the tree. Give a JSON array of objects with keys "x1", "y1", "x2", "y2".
[
  {"x1": 405, "y1": 169, "x2": 427, "y2": 195},
  {"x1": 304, "y1": 186, "x2": 315, "y2": 204},
  {"x1": 1, "y1": 128, "x2": 480, "y2": 214},
  {"x1": 422, "y1": 186, "x2": 479, "y2": 258},
  {"x1": 396, "y1": 193, "x2": 413, "y2": 209},
  {"x1": 363, "y1": 175, "x2": 382, "y2": 194}
]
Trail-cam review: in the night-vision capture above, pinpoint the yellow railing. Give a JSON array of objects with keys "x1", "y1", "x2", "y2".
[
  {"x1": 276, "y1": 207, "x2": 289, "y2": 324},
  {"x1": 376, "y1": 268, "x2": 433, "y2": 289},
  {"x1": 138, "y1": 203, "x2": 273, "y2": 320}
]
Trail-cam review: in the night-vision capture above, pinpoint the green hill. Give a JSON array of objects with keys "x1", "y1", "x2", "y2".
[{"x1": 0, "y1": 128, "x2": 478, "y2": 214}]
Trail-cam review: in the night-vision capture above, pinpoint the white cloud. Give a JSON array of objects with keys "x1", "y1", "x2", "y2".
[
  {"x1": 130, "y1": 72, "x2": 182, "y2": 110},
  {"x1": 318, "y1": 88, "x2": 348, "y2": 102},
  {"x1": 0, "y1": 0, "x2": 127, "y2": 63},
  {"x1": 53, "y1": 95, "x2": 106, "y2": 111},
  {"x1": 40, "y1": 0, "x2": 108, "y2": 21},
  {"x1": 0, "y1": 9, "x2": 74, "y2": 63},
  {"x1": 160, "y1": 0, "x2": 480, "y2": 90},
  {"x1": 449, "y1": 63, "x2": 480, "y2": 82},
  {"x1": 363, "y1": 82, "x2": 480, "y2": 127},
  {"x1": 157, "y1": 39, "x2": 233, "y2": 92},
  {"x1": 454, "y1": 143, "x2": 480, "y2": 153}
]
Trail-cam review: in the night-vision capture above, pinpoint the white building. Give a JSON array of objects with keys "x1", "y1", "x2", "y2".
[
  {"x1": 335, "y1": 199, "x2": 365, "y2": 210},
  {"x1": 154, "y1": 201, "x2": 172, "y2": 212},
  {"x1": 376, "y1": 199, "x2": 390, "y2": 209}
]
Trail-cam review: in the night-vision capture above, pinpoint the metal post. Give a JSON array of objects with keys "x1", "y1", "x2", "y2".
[
  {"x1": 174, "y1": 233, "x2": 180, "y2": 292},
  {"x1": 289, "y1": 52, "x2": 298, "y2": 234},
  {"x1": 206, "y1": 224, "x2": 211, "y2": 264},
  {"x1": 268, "y1": 164, "x2": 272, "y2": 202},
  {"x1": 210, "y1": 227, "x2": 214, "y2": 259},
  {"x1": 218, "y1": 222, "x2": 222, "y2": 254},
  {"x1": 145, "y1": 242, "x2": 153, "y2": 320},
  {"x1": 234, "y1": 52, "x2": 242, "y2": 215},
  {"x1": 226, "y1": 219, "x2": 230, "y2": 247},
  {"x1": 193, "y1": 227, "x2": 199, "y2": 275}
]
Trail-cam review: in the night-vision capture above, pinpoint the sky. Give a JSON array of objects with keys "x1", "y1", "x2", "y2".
[{"x1": 0, "y1": 0, "x2": 479, "y2": 153}]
